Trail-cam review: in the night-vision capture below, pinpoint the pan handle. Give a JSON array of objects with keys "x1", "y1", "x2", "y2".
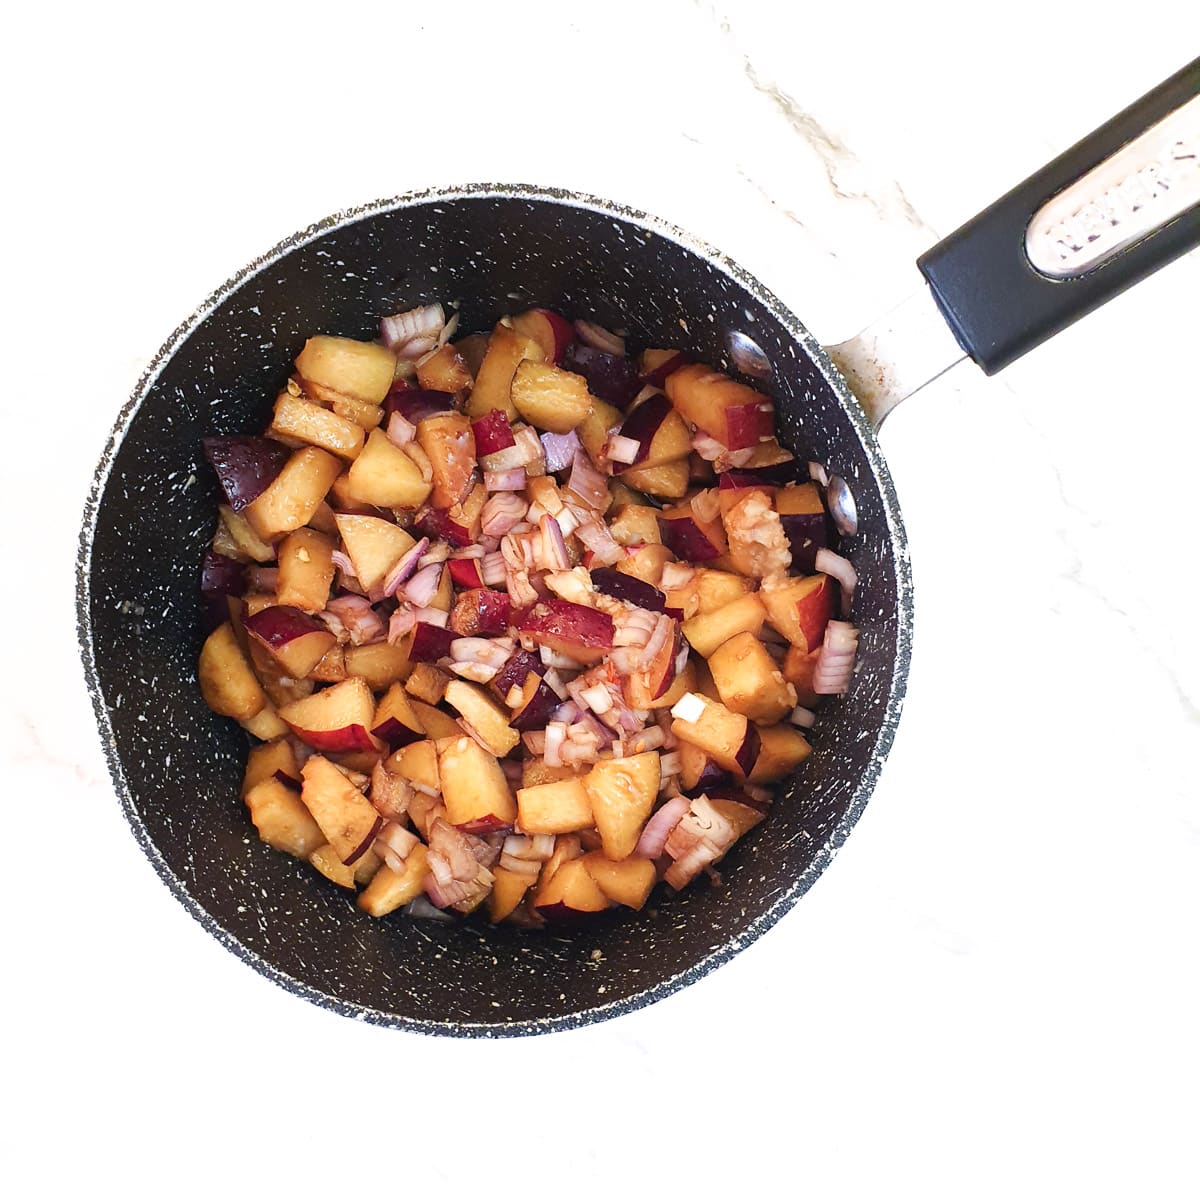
[{"x1": 917, "y1": 57, "x2": 1199, "y2": 375}]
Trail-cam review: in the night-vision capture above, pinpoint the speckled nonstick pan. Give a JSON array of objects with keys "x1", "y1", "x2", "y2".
[{"x1": 77, "y1": 70, "x2": 1197, "y2": 1037}]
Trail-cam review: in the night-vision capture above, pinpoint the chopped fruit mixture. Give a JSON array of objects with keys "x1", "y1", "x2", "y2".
[{"x1": 198, "y1": 303, "x2": 862, "y2": 926}]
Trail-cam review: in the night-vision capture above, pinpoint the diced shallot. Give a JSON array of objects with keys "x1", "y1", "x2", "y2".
[
  {"x1": 385, "y1": 412, "x2": 416, "y2": 448},
  {"x1": 565, "y1": 451, "x2": 609, "y2": 511},
  {"x1": 485, "y1": 468, "x2": 526, "y2": 492},
  {"x1": 575, "y1": 520, "x2": 622, "y2": 566},
  {"x1": 375, "y1": 821, "x2": 420, "y2": 873},
  {"x1": 790, "y1": 706, "x2": 817, "y2": 728},
  {"x1": 540, "y1": 430, "x2": 582, "y2": 473},
  {"x1": 481, "y1": 551, "x2": 507, "y2": 586},
  {"x1": 815, "y1": 547, "x2": 857, "y2": 615},
  {"x1": 481, "y1": 492, "x2": 527, "y2": 538},
  {"x1": 606, "y1": 434, "x2": 640, "y2": 465},
  {"x1": 543, "y1": 721, "x2": 567, "y2": 767},
  {"x1": 323, "y1": 594, "x2": 385, "y2": 645},
  {"x1": 403, "y1": 562, "x2": 443, "y2": 608},
  {"x1": 574, "y1": 319, "x2": 625, "y2": 356},
  {"x1": 812, "y1": 620, "x2": 859, "y2": 695},
  {"x1": 381, "y1": 303, "x2": 445, "y2": 358},
  {"x1": 635, "y1": 793, "x2": 691, "y2": 859},
  {"x1": 387, "y1": 607, "x2": 417, "y2": 643},
  {"x1": 538, "y1": 515, "x2": 570, "y2": 571},
  {"x1": 381, "y1": 537, "x2": 430, "y2": 596}
]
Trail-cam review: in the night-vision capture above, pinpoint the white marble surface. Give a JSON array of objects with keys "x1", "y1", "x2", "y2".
[{"x1": 6, "y1": 2, "x2": 1199, "y2": 1195}]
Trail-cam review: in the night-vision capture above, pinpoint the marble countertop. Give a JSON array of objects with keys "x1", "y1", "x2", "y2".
[{"x1": 7, "y1": 2, "x2": 1198, "y2": 1195}]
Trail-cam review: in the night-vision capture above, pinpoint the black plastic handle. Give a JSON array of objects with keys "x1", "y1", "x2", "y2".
[{"x1": 918, "y1": 58, "x2": 1200, "y2": 375}]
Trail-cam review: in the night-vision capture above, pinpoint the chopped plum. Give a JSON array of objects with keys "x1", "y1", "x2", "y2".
[
  {"x1": 470, "y1": 409, "x2": 516, "y2": 455},
  {"x1": 202, "y1": 436, "x2": 290, "y2": 511},
  {"x1": 200, "y1": 549, "x2": 245, "y2": 631},
  {"x1": 516, "y1": 599, "x2": 615, "y2": 665},
  {"x1": 639, "y1": 350, "x2": 689, "y2": 389},
  {"x1": 447, "y1": 558, "x2": 484, "y2": 589},
  {"x1": 490, "y1": 648, "x2": 543, "y2": 700},
  {"x1": 383, "y1": 385, "x2": 456, "y2": 424},
  {"x1": 657, "y1": 513, "x2": 723, "y2": 562},
  {"x1": 560, "y1": 344, "x2": 641, "y2": 409},
  {"x1": 723, "y1": 402, "x2": 775, "y2": 451},
  {"x1": 449, "y1": 587, "x2": 511, "y2": 636},
  {"x1": 589, "y1": 567, "x2": 666, "y2": 614},
  {"x1": 409, "y1": 621, "x2": 457, "y2": 663}
]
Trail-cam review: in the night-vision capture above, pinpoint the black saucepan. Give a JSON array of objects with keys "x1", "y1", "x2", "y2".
[{"x1": 78, "y1": 62, "x2": 1198, "y2": 1035}]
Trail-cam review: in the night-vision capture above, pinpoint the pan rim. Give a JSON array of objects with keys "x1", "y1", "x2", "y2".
[{"x1": 75, "y1": 182, "x2": 914, "y2": 1037}]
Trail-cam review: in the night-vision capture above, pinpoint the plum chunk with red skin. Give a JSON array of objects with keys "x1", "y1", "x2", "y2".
[
  {"x1": 202, "y1": 436, "x2": 289, "y2": 511},
  {"x1": 618, "y1": 393, "x2": 672, "y2": 467},
  {"x1": 723, "y1": 402, "x2": 774, "y2": 451},
  {"x1": 447, "y1": 559, "x2": 483, "y2": 589},
  {"x1": 657, "y1": 515, "x2": 723, "y2": 562},
  {"x1": 200, "y1": 549, "x2": 245, "y2": 631},
  {"x1": 490, "y1": 648, "x2": 544, "y2": 700},
  {"x1": 779, "y1": 512, "x2": 827, "y2": 575},
  {"x1": 416, "y1": 507, "x2": 473, "y2": 548},
  {"x1": 449, "y1": 588, "x2": 511, "y2": 637},
  {"x1": 560, "y1": 344, "x2": 641, "y2": 408},
  {"x1": 588, "y1": 568, "x2": 666, "y2": 614},
  {"x1": 409, "y1": 621, "x2": 457, "y2": 663},
  {"x1": 516, "y1": 600, "x2": 614, "y2": 665},
  {"x1": 384, "y1": 386, "x2": 456, "y2": 423},
  {"x1": 470, "y1": 409, "x2": 516, "y2": 455},
  {"x1": 639, "y1": 351, "x2": 688, "y2": 389},
  {"x1": 510, "y1": 678, "x2": 560, "y2": 731}
]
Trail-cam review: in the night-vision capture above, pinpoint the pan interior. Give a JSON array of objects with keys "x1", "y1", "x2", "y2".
[{"x1": 79, "y1": 187, "x2": 910, "y2": 1035}]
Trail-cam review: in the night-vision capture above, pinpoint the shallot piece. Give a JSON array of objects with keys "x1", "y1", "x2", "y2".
[
  {"x1": 403, "y1": 562, "x2": 443, "y2": 608},
  {"x1": 450, "y1": 637, "x2": 512, "y2": 672},
  {"x1": 659, "y1": 561, "x2": 696, "y2": 592},
  {"x1": 692, "y1": 433, "x2": 728, "y2": 462},
  {"x1": 540, "y1": 430, "x2": 582, "y2": 473},
  {"x1": 370, "y1": 764, "x2": 414, "y2": 820},
  {"x1": 375, "y1": 821, "x2": 420, "y2": 867},
  {"x1": 815, "y1": 547, "x2": 858, "y2": 615},
  {"x1": 574, "y1": 319, "x2": 625, "y2": 356},
  {"x1": 808, "y1": 460, "x2": 830, "y2": 487},
  {"x1": 484, "y1": 468, "x2": 526, "y2": 493},
  {"x1": 565, "y1": 451, "x2": 609, "y2": 511},
  {"x1": 812, "y1": 620, "x2": 859, "y2": 695},
  {"x1": 541, "y1": 722, "x2": 568, "y2": 767},
  {"x1": 385, "y1": 412, "x2": 417, "y2": 448},
  {"x1": 323, "y1": 594, "x2": 385, "y2": 646},
  {"x1": 790, "y1": 706, "x2": 817, "y2": 729},
  {"x1": 538, "y1": 515, "x2": 571, "y2": 572},
  {"x1": 387, "y1": 607, "x2": 417, "y2": 644},
  {"x1": 331, "y1": 550, "x2": 356, "y2": 577},
  {"x1": 481, "y1": 551, "x2": 507, "y2": 586},
  {"x1": 481, "y1": 492, "x2": 527, "y2": 538},
  {"x1": 663, "y1": 796, "x2": 737, "y2": 890},
  {"x1": 606, "y1": 434, "x2": 640, "y2": 465},
  {"x1": 513, "y1": 426, "x2": 546, "y2": 474},
  {"x1": 382, "y1": 537, "x2": 430, "y2": 597},
  {"x1": 575, "y1": 520, "x2": 622, "y2": 566},
  {"x1": 635, "y1": 793, "x2": 692, "y2": 859},
  {"x1": 381, "y1": 303, "x2": 445, "y2": 358}
]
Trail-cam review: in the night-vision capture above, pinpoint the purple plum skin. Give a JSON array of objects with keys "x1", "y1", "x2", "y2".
[
  {"x1": 589, "y1": 567, "x2": 665, "y2": 613},
  {"x1": 409, "y1": 622, "x2": 457, "y2": 663},
  {"x1": 202, "y1": 436, "x2": 289, "y2": 511},
  {"x1": 244, "y1": 605, "x2": 325, "y2": 648},
  {"x1": 657, "y1": 515, "x2": 722, "y2": 562}
]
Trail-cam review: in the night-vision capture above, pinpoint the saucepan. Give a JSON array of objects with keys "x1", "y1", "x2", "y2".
[{"x1": 78, "y1": 59, "x2": 1199, "y2": 1034}]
